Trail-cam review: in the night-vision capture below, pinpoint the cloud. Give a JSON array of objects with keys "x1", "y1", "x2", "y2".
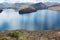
[
  {"x1": 36, "y1": 0, "x2": 48, "y2": 3},
  {"x1": 5, "y1": 0, "x2": 37, "y2": 3},
  {"x1": 5, "y1": 0, "x2": 18, "y2": 3},
  {"x1": 48, "y1": 0, "x2": 60, "y2": 2},
  {"x1": 19, "y1": 0, "x2": 37, "y2": 3},
  {"x1": 0, "y1": 0, "x2": 4, "y2": 3},
  {"x1": 0, "y1": 0, "x2": 48, "y2": 3}
]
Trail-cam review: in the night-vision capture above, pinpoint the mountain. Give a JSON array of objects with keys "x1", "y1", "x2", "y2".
[
  {"x1": 44, "y1": 2, "x2": 60, "y2": 11},
  {"x1": 31, "y1": 2, "x2": 48, "y2": 10},
  {"x1": 1, "y1": 2, "x2": 60, "y2": 14},
  {"x1": 13, "y1": 2, "x2": 34, "y2": 7},
  {"x1": 15, "y1": 2, "x2": 60, "y2": 14},
  {"x1": 44, "y1": 2, "x2": 60, "y2": 7},
  {"x1": 18, "y1": 2, "x2": 60, "y2": 14},
  {"x1": 19, "y1": 6, "x2": 37, "y2": 14},
  {"x1": 19, "y1": 2, "x2": 48, "y2": 14},
  {"x1": 48, "y1": 6, "x2": 60, "y2": 11}
]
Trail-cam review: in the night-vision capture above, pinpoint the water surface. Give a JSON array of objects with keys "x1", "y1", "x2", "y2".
[{"x1": 0, "y1": 9, "x2": 60, "y2": 30}]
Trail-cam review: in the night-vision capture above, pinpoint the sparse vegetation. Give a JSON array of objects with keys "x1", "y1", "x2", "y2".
[
  {"x1": 0, "y1": 30, "x2": 60, "y2": 40},
  {"x1": 0, "y1": 37, "x2": 9, "y2": 40},
  {"x1": 7, "y1": 31, "x2": 27, "y2": 40},
  {"x1": 7, "y1": 31, "x2": 20, "y2": 40}
]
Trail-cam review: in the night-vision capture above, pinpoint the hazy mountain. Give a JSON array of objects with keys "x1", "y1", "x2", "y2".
[
  {"x1": 31, "y1": 2, "x2": 48, "y2": 10},
  {"x1": 0, "y1": 2, "x2": 48, "y2": 14},
  {"x1": 19, "y1": 2, "x2": 48, "y2": 14},
  {"x1": 0, "y1": 2, "x2": 60, "y2": 9},
  {"x1": 44, "y1": 2, "x2": 60, "y2": 7},
  {"x1": 15, "y1": 3, "x2": 33, "y2": 5},
  {"x1": 0, "y1": 2, "x2": 60, "y2": 14}
]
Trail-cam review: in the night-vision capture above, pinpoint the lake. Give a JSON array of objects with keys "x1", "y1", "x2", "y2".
[{"x1": 0, "y1": 9, "x2": 60, "y2": 30}]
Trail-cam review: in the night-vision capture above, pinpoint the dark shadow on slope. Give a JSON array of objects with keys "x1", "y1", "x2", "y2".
[{"x1": 0, "y1": 10, "x2": 3, "y2": 13}]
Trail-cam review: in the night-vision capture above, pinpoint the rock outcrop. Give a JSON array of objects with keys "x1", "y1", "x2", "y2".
[{"x1": 19, "y1": 6, "x2": 37, "y2": 14}]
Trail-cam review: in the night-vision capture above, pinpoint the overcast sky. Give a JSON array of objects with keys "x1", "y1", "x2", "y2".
[
  {"x1": 49, "y1": 0, "x2": 60, "y2": 2},
  {"x1": 0, "y1": 0, "x2": 59, "y2": 3},
  {"x1": 0, "y1": 0, "x2": 48, "y2": 3}
]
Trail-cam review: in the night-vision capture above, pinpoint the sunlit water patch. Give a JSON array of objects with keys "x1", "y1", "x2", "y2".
[{"x1": 0, "y1": 9, "x2": 60, "y2": 30}]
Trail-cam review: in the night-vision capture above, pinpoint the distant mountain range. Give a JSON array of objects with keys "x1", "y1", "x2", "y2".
[
  {"x1": 0, "y1": 2, "x2": 60, "y2": 14},
  {"x1": 44, "y1": 2, "x2": 60, "y2": 11},
  {"x1": 0, "y1": 2, "x2": 60, "y2": 9},
  {"x1": 31, "y1": 2, "x2": 48, "y2": 10},
  {"x1": 44, "y1": 2, "x2": 60, "y2": 8},
  {"x1": 14, "y1": 2, "x2": 60, "y2": 9}
]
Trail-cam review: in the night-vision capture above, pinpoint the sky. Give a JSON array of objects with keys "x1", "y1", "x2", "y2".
[
  {"x1": 0, "y1": 0, "x2": 60, "y2": 3},
  {"x1": 0, "y1": 0, "x2": 48, "y2": 3},
  {"x1": 49, "y1": 0, "x2": 60, "y2": 2}
]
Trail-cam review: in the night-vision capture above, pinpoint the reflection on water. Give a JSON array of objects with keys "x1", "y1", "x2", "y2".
[{"x1": 0, "y1": 9, "x2": 60, "y2": 30}]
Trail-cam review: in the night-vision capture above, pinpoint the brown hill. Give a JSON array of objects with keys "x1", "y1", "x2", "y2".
[
  {"x1": 19, "y1": 6, "x2": 37, "y2": 14},
  {"x1": 48, "y1": 6, "x2": 60, "y2": 11}
]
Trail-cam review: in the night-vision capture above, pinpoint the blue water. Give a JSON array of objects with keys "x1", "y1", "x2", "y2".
[{"x1": 0, "y1": 9, "x2": 60, "y2": 30}]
